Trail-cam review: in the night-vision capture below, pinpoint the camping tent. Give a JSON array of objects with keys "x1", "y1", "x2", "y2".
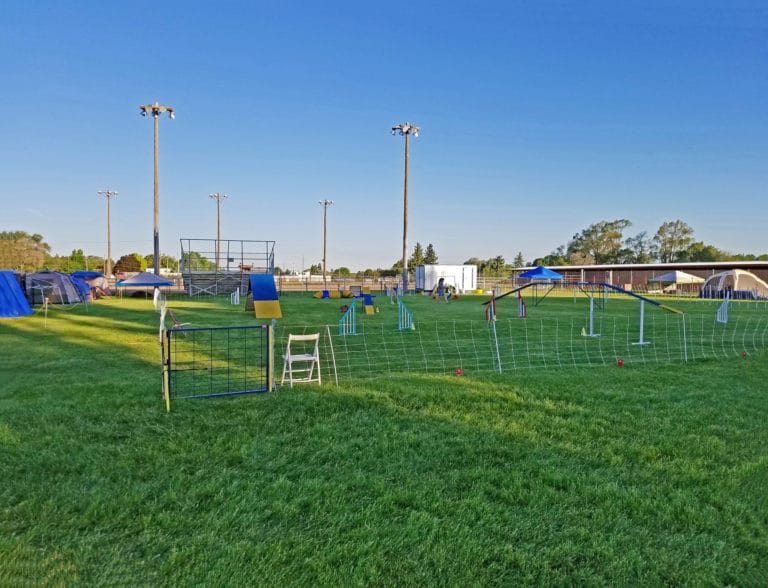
[
  {"x1": 72, "y1": 271, "x2": 111, "y2": 296},
  {"x1": 0, "y1": 270, "x2": 33, "y2": 318},
  {"x1": 26, "y1": 271, "x2": 86, "y2": 305},
  {"x1": 700, "y1": 269, "x2": 768, "y2": 300},
  {"x1": 519, "y1": 266, "x2": 564, "y2": 281}
]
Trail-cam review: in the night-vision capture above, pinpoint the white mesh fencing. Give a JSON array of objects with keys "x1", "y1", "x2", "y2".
[{"x1": 275, "y1": 312, "x2": 768, "y2": 382}]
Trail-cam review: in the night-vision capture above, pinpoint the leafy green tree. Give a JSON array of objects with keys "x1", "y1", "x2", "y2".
[
  {"x1": 679, "y1": 241, "x2": 723, "y2": 262},
  {"x1": 144, "y1": 253, "x2": 179, "y2": 271},
  {"x1": 568, "y1": 219, "x2": 631, "y2": 264},
  {"x1": 114, "y1": 253, "x2": 147, "y2": 273},
  {"x1": 463, "y1": 257, "x2": 485, "y2": 272},
  {"x1": 532, "y1": 246, "x2": 567, "y2": 267},
  {"x1": 483, "y1": 255, "x2": 508, "y2": 277},
  {"x1": 308, "y1": 263, "x2": 322, "y2": 275},
  {"x1": 335, "y1": 267, "x2": 352, "y2": 277},
  {"x1": 653, "y1": 220, "x2": 694, "y2": 263},
  {"x1": 181, "y1": 251, "x2": 214, "y2": 271},
  {"x1": 424, "y1": 243, "x2": 438, "y2": 264},
  {"x1": 0, "y1": 231, "x2": 51, "y2": 271},
  {"x1": 67, "y1": 249, "x2": 87, "y2": 272},
  {"x1": 623, "y1": 232, "x2": 655, "y2": 263},
  {"x1": 162, "y1": 255, "x2": 180, "y2": 272},
  {"x1": 409, "y1": 242, "x2": 425, "y2": 267},
  {"x1": 513, "y1": 252, "x2": 525, "y2": 268}
]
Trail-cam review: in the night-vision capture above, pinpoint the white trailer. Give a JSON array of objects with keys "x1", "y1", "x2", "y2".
[{"x1": 415, "y1": 264, "x2": 477, "y2": 293}]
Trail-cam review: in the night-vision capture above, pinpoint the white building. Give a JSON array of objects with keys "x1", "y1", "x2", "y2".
[{"x1": 415, "y1": 265, "x2": 477, "y2": 293}]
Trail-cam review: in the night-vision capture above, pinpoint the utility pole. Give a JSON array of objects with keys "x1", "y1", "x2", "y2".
[
  {"x1": 391, "y1": 122, "x2": 420, "y2": 293},
  {"x1": 319, "y1": 199, "x2": 334, "y2": 289},
  {"x1": 139, "y1": 101, "x2": 175, "y2": 275},
  {"x1": 97, "y1": 189, "x2": 118, "y2": 276},
  {"x1": 209, "y1": 193, "x2": 228, "y2": 271}
]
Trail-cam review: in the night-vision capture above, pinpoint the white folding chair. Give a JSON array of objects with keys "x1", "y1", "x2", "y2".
[{"x1": 281, "y1": 333, "x2": 321, "y2": 387}]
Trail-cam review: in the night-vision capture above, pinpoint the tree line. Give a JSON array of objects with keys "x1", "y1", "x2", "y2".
[
  {"x1": 3, "y1": 222, "x2": 766, "y2": 278},
  {"x1": 0, "y1": 232, "x2": 181, "y2": 274},
  {"x1": 532, "y1": 219, "x2": 768, "y2": 267}
]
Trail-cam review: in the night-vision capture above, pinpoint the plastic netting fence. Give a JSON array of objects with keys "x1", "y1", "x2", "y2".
[{"x1": 275, "y1": 313, "x2": 768, "y2": 382}]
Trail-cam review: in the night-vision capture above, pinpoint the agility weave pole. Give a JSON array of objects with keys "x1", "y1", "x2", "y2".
[{"x1": 339, "y1": 301, "x2": 356, "y2": 335}]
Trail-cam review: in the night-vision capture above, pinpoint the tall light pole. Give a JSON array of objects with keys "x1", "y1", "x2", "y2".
[
  {"x1": 391, "y1": 121, "x2": 420, "y2": 292},
  {"x1": 97, "y1": 189, "x2": 118, "y2": 276},
  {"x1": 209, "y1": 193, "x2": 228, "y2": 271},
  {"x1": 139, "y1": 101, "x2": 175, "y2": 275},
  {"x1": 319, "y1": 199, "x2": 334, "y2": 289}
]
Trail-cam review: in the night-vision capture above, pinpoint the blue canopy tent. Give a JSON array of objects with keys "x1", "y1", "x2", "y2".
[
  {"x1": 115, "y1": 272, "x2": 173, "y2": 303},
  {"x1": 115, "y1": 272, "x2": 173, "y2": 287},
  {"x1": 518, "y1": 266, "x2": 563, "y2": 306},
  {"x1": 519, "y1": 266, "x2": 564, "y2": 281}
]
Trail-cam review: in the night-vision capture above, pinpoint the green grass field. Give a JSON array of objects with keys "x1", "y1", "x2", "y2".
[{"x1": 1, "y1": 292, "x2": 767, "y2": 585}]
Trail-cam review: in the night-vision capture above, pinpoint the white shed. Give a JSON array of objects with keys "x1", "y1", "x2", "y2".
[{"x1": 415, "y1": 265, "x2": 477, "y2": 293}]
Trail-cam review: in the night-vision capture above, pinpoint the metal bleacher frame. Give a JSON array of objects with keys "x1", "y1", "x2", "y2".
[{"x1": 180, "y1": 239, "x2": 275, "y2": 297}]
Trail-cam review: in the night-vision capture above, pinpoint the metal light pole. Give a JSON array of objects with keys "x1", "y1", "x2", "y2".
[
  {"x1": 97, "y1": 189, "x2": 118, "y2": 276},
  {"x1": 209, "y1": 193, "x2": 228, "y2": 271},
  {"x1": 139, "y1": 101, "x2": 175, "y2": 275},
  {"x1": 319, "y1": 199, "x2": 334, "y2": 289},
  {"x1": 391, "y1": 122, "x2": 420, "y2": 292}
]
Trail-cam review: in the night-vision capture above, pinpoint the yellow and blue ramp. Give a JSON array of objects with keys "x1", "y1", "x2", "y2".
[{"x1": 246, "y1": 274, "x2": 282, "y2": 319}]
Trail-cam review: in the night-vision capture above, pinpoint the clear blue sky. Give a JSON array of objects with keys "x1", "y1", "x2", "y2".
[{"x1": 1, "y1": 1, "x2": 766, "y2": 271}]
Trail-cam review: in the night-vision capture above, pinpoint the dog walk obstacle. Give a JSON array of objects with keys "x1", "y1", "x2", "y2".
[
  {"x1": 245, "y1": 273, "x2": 282, "y2": 319},
  {"x1": 580, "y1": 283, "x2": 684, "y2": 345},
  {"x1": 582, "y1": 294, "x2": 601, "y2": 338}
]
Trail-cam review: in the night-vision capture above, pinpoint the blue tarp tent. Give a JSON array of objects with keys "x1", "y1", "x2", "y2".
[
  {"x1": 72, "y1": 271, "x2": 112, "y2": 296},
  {"x1": 519, "y1": 266, "x2": 564, "y2": 280},
  {"x1": 0, "y1": 270, "x2": 33, "y2": 318},
  {"x1": 70, "y1": 276, "x2": 92, "y2": 301}
]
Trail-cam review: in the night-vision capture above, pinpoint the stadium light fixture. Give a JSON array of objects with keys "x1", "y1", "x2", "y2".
[
  {"x1": 391, "y1": 122, "x2": 420, "y2": 292},
  {"x1": 139, "y1": 101, "x2": 175, "y2": 275}
]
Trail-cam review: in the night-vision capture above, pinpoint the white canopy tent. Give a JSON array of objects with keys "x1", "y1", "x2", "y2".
[
  {"x1": 648, "y1": 270, "x2": 705, "y2": 285},
  {"x1": 648, "y1": 270, "x2": 704, "y2": 295}
]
